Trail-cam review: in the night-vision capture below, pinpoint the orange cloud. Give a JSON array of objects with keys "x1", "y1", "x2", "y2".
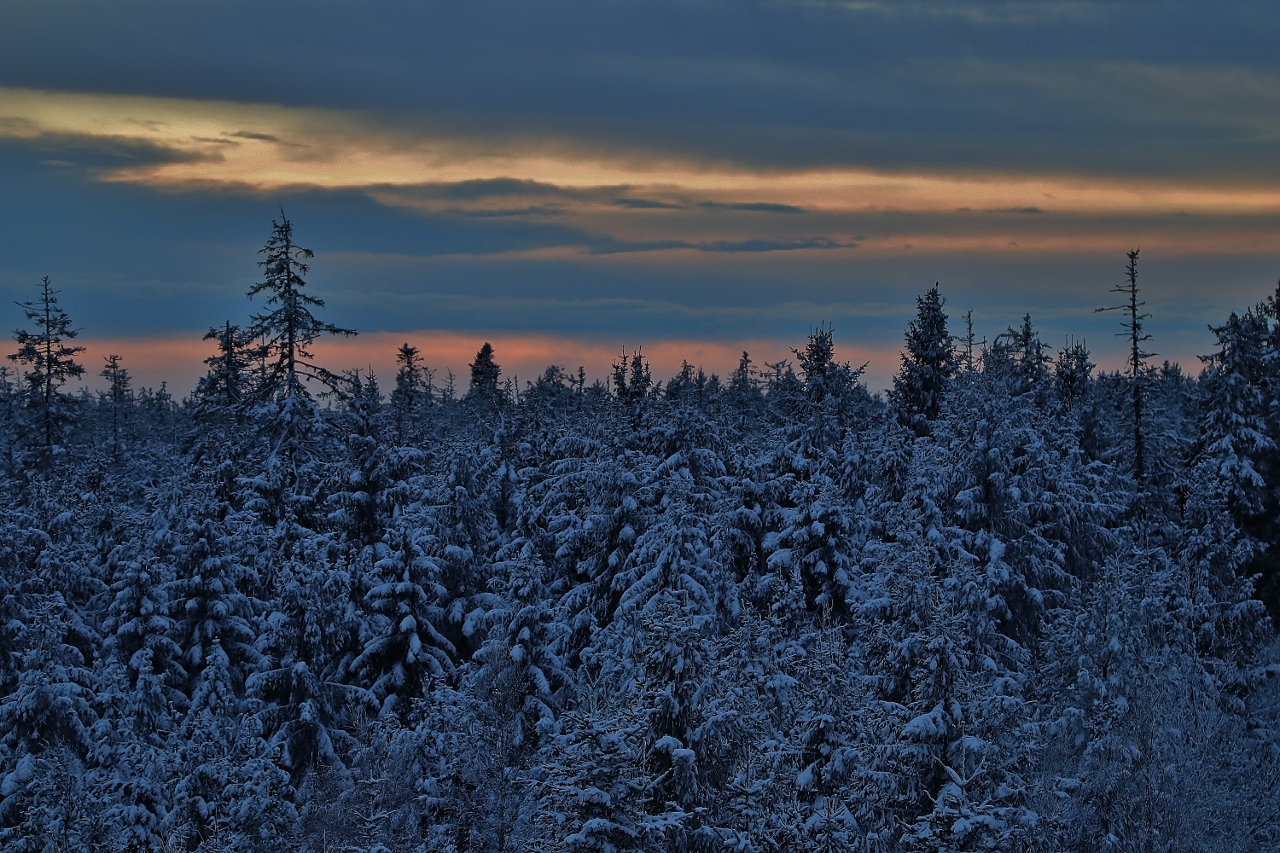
[{"x1": 6, "y1": 85, "x2": 1280, "y2": 222}]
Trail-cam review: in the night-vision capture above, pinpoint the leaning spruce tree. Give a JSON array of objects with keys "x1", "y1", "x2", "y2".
[{"x1": 247, "y1": 211, "x2": 356, "y2": 405}]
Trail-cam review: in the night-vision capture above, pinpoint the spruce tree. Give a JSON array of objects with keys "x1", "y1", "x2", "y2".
[
  {"x1": 467, "y1": 341, "x2": 501, "y2": 404},
  {"x1": 8, "y1": 276, "x2": 85, "y2": 464},
  {"x1": 390, "y1": 341, "x2": 432, "y2": 443},
  {"x1": 1005, "y1": 313, "x2": 1050, "y2": 399},
  {"x1": 890, "y1": 284, "x2": 955, "y2": 435},
  {"x1": 246, "y1": 211, "x2": 355, "y2": 404},
  {"x1": 241, "y1": 212, "x2": 355, "y2": 525},
  {"x1": 1054, "y1": 336, "x2": 1094, "y2": 411},
  {"x1": 1199, "y1": 309, "x2": 1272, "y2": 516},
  {"x1": 793, "y1": 323, "x2": 859, "y2": 406},
  {"x1": 99, "y1": 354, "x2": 132, "y2": 455},
  {"x1": 352, "y1": 522, "x2": 456, "y2": 717},
  {"x1": 188, "y1": 321, "x2": 259, "y2": 512},
  {"x1": 194, "y1": 320, "x2": 254, "y2": 414},
  {"x1": 612, "y1": 349, "x2": 652, "y2": 404},
  {"x1": 726, "y1": 350, "x2": 763, "y2": 429}
]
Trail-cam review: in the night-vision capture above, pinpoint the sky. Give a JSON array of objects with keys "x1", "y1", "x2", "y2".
[{"x1": 2, "y1": 0, "x2": 1279, "y2": 394}]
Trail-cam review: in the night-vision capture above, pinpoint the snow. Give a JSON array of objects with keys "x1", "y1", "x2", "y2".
[{"x1": 0, "y1": 282, "x2": 1276, "y2": 850}]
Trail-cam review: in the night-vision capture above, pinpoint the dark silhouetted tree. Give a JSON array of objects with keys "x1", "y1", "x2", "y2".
[
  {"x1": 241, "y1": 212, "x2": 356, "y2": 524},
  {"x1": 246, "y1": 211, "x2": 355, "y2": 404},
  {"x1": 890, "y1": 284, "x2": 955, "y2": 435},
  {"x1": 612, "y1": 348, "x2": 651, "y2": 405},
  {"x1": 99, "y1": 354, "x2": 132, "y2": 454},
  {"x1": 726, "y1": 350, "x2": 763, "y2": 428},
  {"x1": 391, "y1": 341, "x2": 432, "y2": 443},
  {"x1": 194, "y1": 320, "x2": 254, "y2": 413},
  {"x1": 9, "y1": 276, "x2": 85, "y2": 464},
  {"x1": 794, "y1": 323, "x2": 860, "y2": 406},
  {"x1": 1097, "y1": 248, "x2": 1153, "y2": 482},
  {"x1": 468, "y1": 342, "x2": 501, "y2": 403},
  {"x1": 1055, "y1": 336, "x2": 1094, "y2": 411},
  {"x1": 1004, "y1": 313, "x2": 1050, "y2": 399}
]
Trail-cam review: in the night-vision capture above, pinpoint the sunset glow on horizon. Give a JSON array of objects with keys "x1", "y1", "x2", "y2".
[{"x1": 70, "y1": 330, "x2": 893, "y2": 397}]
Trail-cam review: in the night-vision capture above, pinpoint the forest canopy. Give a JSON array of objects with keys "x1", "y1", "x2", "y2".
[{"x1": 1, "y1": 218, "x2": 1278, "y2": 852}]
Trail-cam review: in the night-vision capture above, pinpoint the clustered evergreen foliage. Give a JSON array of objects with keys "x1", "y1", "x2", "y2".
[{"x1": 2, "y1": 221, "x2": 1279, "y2": 852}]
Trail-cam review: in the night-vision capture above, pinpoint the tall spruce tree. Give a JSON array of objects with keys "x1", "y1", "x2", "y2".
[
  {"x1": 467, "y1": 341, "x2": 501, "y2": 405},
  {"x1": 246, "y1": 211, "x2": 355, "y2": 404},
  {"x1": 890, "y1": 284, "x2": 955, "y2": 436},
  {"x1": 9, "y1": 276, "x2": 85, "y2": 464},
  {"x1": 241, "y1": 212, "x2": 356, "y2": 525}
]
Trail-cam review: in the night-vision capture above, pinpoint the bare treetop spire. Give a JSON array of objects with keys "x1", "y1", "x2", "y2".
[{"x1": 1097, "y1": 247, "x2": 1155, "y2": 482}]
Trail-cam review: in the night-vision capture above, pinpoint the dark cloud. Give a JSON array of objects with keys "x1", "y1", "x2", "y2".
[
  {"x1": 376, "y1": 180, "x2": 639, "y2": 206},
  {"x1": 3, "y1": 1, "x2": 1278, "y2": 178},
  {"x1": 226, "y1": 130, "x2": 279, "y2": 142},
  {"x1": 373, "y1": 182, "x2": 806, "y2": 218},
  {"x1": 449, "y1": 205, "x2": 569, "y2": 218},
  {"x1": 582, "y1": 235, "x2": 854, "y2": 256},
  {"x1": 0, "y1": 130, "x2": 212, "y2": 173},
  {"x1": 381, "y1": 183, "x2": 811, "y2": 216},
  {"x1": 697, "y1": 201, "x2": 806, "y2": 214},
  {"x1": 695, "y1": 237, "x2": 851, "y2": 253},
  {"x1": 612, "y1": 198, "x2": 687, "y2": 210},
  {"x1": 412, "y1": 178, "x2": 582, "y2": 202}
]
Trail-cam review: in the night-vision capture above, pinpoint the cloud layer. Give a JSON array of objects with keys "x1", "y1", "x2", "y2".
[{"x1": 1, "y1": 1, "x2": 1278, "y2": 392}]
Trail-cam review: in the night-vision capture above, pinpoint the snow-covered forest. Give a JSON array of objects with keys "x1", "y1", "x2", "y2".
[{"x1": 3, "y1": 217, "x2": 1279, "y2": 852}]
